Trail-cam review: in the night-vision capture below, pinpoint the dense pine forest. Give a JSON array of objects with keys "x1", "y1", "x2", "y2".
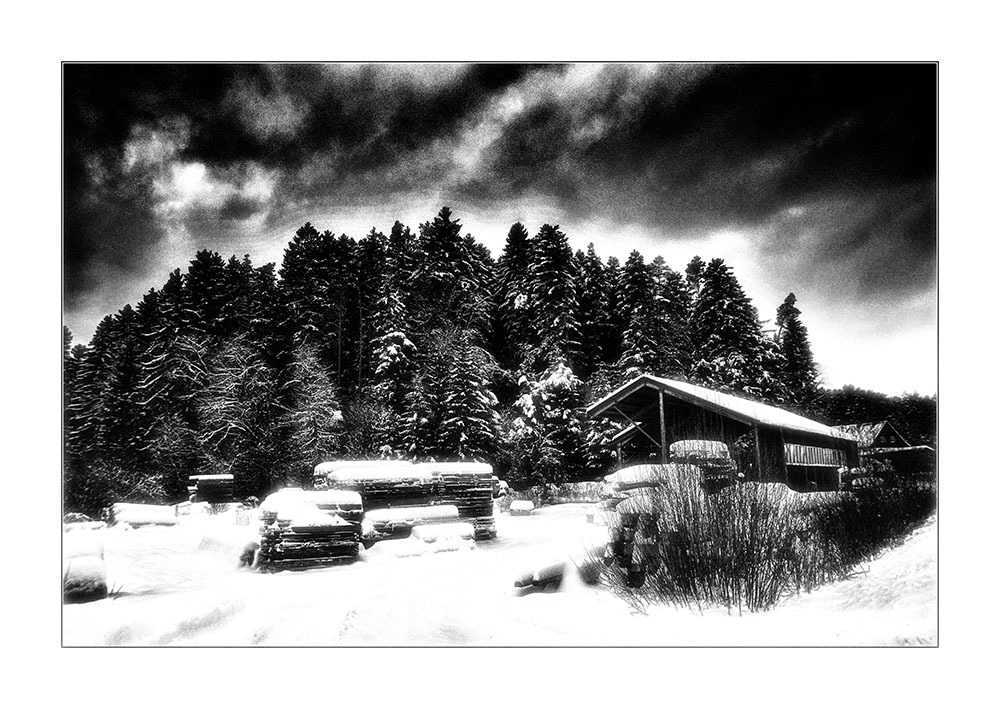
[{"x1": 62, "y1": 207, "x2": 936, "y2": 515}]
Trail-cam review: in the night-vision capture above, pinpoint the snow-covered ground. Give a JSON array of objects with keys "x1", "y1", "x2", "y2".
[{"x1": 62, "y1": 504, "x2": 937, "y2": 646}]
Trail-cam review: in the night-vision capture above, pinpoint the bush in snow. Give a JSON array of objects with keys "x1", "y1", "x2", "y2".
[
  {"x1": 63, "y1": 532, "x2": 107, "y2": 604},
  {"x1": 600, "y1": 469, "x2": 936, "y2": 614}
]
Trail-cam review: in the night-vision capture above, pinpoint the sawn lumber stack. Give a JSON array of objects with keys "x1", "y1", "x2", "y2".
[{"x1": 316, "y1": 461, "x2": 497, "y2": 541}]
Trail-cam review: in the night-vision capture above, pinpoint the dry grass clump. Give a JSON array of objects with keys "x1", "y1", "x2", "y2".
[{"x1": 601, "y1": 468, "x2": 935, "y2": 613}]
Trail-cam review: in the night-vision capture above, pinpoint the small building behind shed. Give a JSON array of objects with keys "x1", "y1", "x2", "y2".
[{"x1": 834, "y1": 421, "x2": 935, "y2": 477}]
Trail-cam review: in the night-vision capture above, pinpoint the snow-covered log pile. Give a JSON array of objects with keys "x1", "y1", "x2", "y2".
[
  {"x1": 257, "y1": 494, "x2": 361, "y2": 572},
  {"x1": 188, "y1": 474, "x2": 234, "y2": 503},
  {"x1": 63, "y1": 528, "x2": 107, "y2": 603},
  {"x1": 417, "y1": 462, "x2": 496, "y2": 540},
  {"x1": 316, "y1": 461, "x2": 497, "y2": 541},
  {"x1": 312, "y1": 460, "x2": 413, "y2": 490}
]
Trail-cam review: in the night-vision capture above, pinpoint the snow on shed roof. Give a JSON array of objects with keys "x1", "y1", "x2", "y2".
[{"x1": 587, "y1": 374, "x2": 853, "y2": 441}]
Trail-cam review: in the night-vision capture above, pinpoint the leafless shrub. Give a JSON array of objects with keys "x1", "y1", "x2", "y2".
[{"x1": 599, "y1": 466, "x2": 935, "y2": 613}]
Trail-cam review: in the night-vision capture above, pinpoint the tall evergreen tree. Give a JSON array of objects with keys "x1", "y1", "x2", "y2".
[
  {"x1": 355, "y1": 228, "x2": 388, "y2": 389},
  {"x1": 775, "y1": 293, "x2": 819, "y2": 405},
  {"x1": 184, "y1": 250, "x2": 229, "y2": 337},
  {"x1": 686, "y1": 255, "x2": 706, "y2": 298},
  {"x1": 495, "y1": 222, "x2": 534, "y2": 370},
  {"x1": 280, "y1": 225, "x2": 359, "y2": 386},
  {"x1": 691, "y1": 258, "x2": 783, "y2": 400},
  {"x1": 439, "y1": 330, "x2": 500, "y2": 460},
  {"x1": 576, "y1": 243, "x2": 611, "y2": 379},
  {"x1": 652, "y1": 257, "x2": 694, "y2": 377},
  {"x1": 370, "y1": 263, "x2": 418, "y2": 454},
  {"x1": 616, "y1": 251, "x2": 659, "y2": 376},
  {"x1": 602, "y1": 255, "x2": 625, "y2": 364},
  {"x1": 526, "y1": 224, "x2": 581, "y2": 371},
  {"x1": 401, "y1": 333, "x2": 453, "y2": 459},
  {"x1": 621, "y1": 251, "x2": 655, "y2": 325},
  {"x1": 412, "y1": 207, "x2": 482, "y2": 332}
]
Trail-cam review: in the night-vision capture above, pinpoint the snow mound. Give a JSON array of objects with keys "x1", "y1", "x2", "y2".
[
  {"x1": 260, "y1": 487, "x2": 362, "y2": 514},
  {"x1": 65, "y1": 520, "x2": 108, "y2": 533},
  {"x1": 362, "y1": 535, "x2": 475, "y2": 560},
  {"x1": 64, "y1": 530, "x2": 105, "y2": 560},
  {"x1": 604, "y1": 463, "x2": 700, "y2": 490},
  {"x1": 111, "y1": 503, "x2": 178, "y2": 526},
  {"x1": 510, "y1": 500, "x2": 535, "y2": 515},
  {"x1": 366, "y1": 505, "x2": 459, "y2": 524},
  {"x1": 411, "y1": 522, "x2": 475, "y2": 542}
]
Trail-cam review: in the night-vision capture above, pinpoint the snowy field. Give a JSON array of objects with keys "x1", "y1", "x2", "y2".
[{"x1": 62, "y1": 504, "x2": 937, "y2": 646}]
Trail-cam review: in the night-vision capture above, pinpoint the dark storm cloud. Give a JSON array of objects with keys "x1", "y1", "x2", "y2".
[
  {"x1": 64, "y1": 62, "x2": 936, "y2": 326},
  {"x1": 218, "y1": 194, "x2": 267, "y2": 221},
  {"x1": 454, "y1": 63, "x2": 935, "y2": 298},
  {"x1": 63, "y1": 63, "x2": 555, "y2": 306}
]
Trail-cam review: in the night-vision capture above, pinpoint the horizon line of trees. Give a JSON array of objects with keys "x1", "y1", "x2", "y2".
[{"x1": 63, "y1": 206, "x2": 936, "y2": 515}]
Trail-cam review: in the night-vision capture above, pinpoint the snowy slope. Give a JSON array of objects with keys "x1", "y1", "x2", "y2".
[{"x1": 62, "y1": 505, "x2": 936, "y2": 646}]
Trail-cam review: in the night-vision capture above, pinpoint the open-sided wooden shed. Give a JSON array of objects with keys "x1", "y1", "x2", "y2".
[{"x1": 586, "y1": 375, "x2": 860, "y2": 492}]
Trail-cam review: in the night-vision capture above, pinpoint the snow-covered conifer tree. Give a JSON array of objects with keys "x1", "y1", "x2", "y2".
[
  {"x1": 775, "y1": 292, "x2": 820, "y2": 405},
  {"x1": 526, "y1": 224, "x2": 581, "y2": 372}
]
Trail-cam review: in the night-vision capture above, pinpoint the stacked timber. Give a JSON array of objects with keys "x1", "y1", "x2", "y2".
[
  {"x1": 189, "y1": 474, "x2": 234, "y2": 503},
  {"x1": 317, "y1": 461, "x2": 498, "y2": 541},
  {"x1": 414, "y1": 462, "x2": 496, "y2": 540},
  {"x1": 256, "y1": 493, "x2": 361, "y2": 572}
]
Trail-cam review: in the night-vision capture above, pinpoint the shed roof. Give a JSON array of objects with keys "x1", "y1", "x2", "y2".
[{"x1": 587, "y1": 374, "x2": 854, "y2": 442}]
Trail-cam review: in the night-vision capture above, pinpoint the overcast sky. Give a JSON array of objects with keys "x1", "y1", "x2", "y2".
[{"x1": 63, "y1": 63, "x2": 936, "y2": 396}]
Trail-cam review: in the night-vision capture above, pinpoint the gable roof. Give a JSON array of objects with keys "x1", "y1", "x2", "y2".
[
  {"x1": 587, "y1": 374, "x2": 854, "y2": 442},
  {"x1": 833, "y1": 421, "x2": 910, "y2": 448}
]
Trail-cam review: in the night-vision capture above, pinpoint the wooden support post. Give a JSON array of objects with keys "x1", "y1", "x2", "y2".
[
  {"x1": 753, "y1": 424, "x2": 763, "y2": 481},
  {"x1": 659, "y1": 390, "x2": 668, "y2": 464}
]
